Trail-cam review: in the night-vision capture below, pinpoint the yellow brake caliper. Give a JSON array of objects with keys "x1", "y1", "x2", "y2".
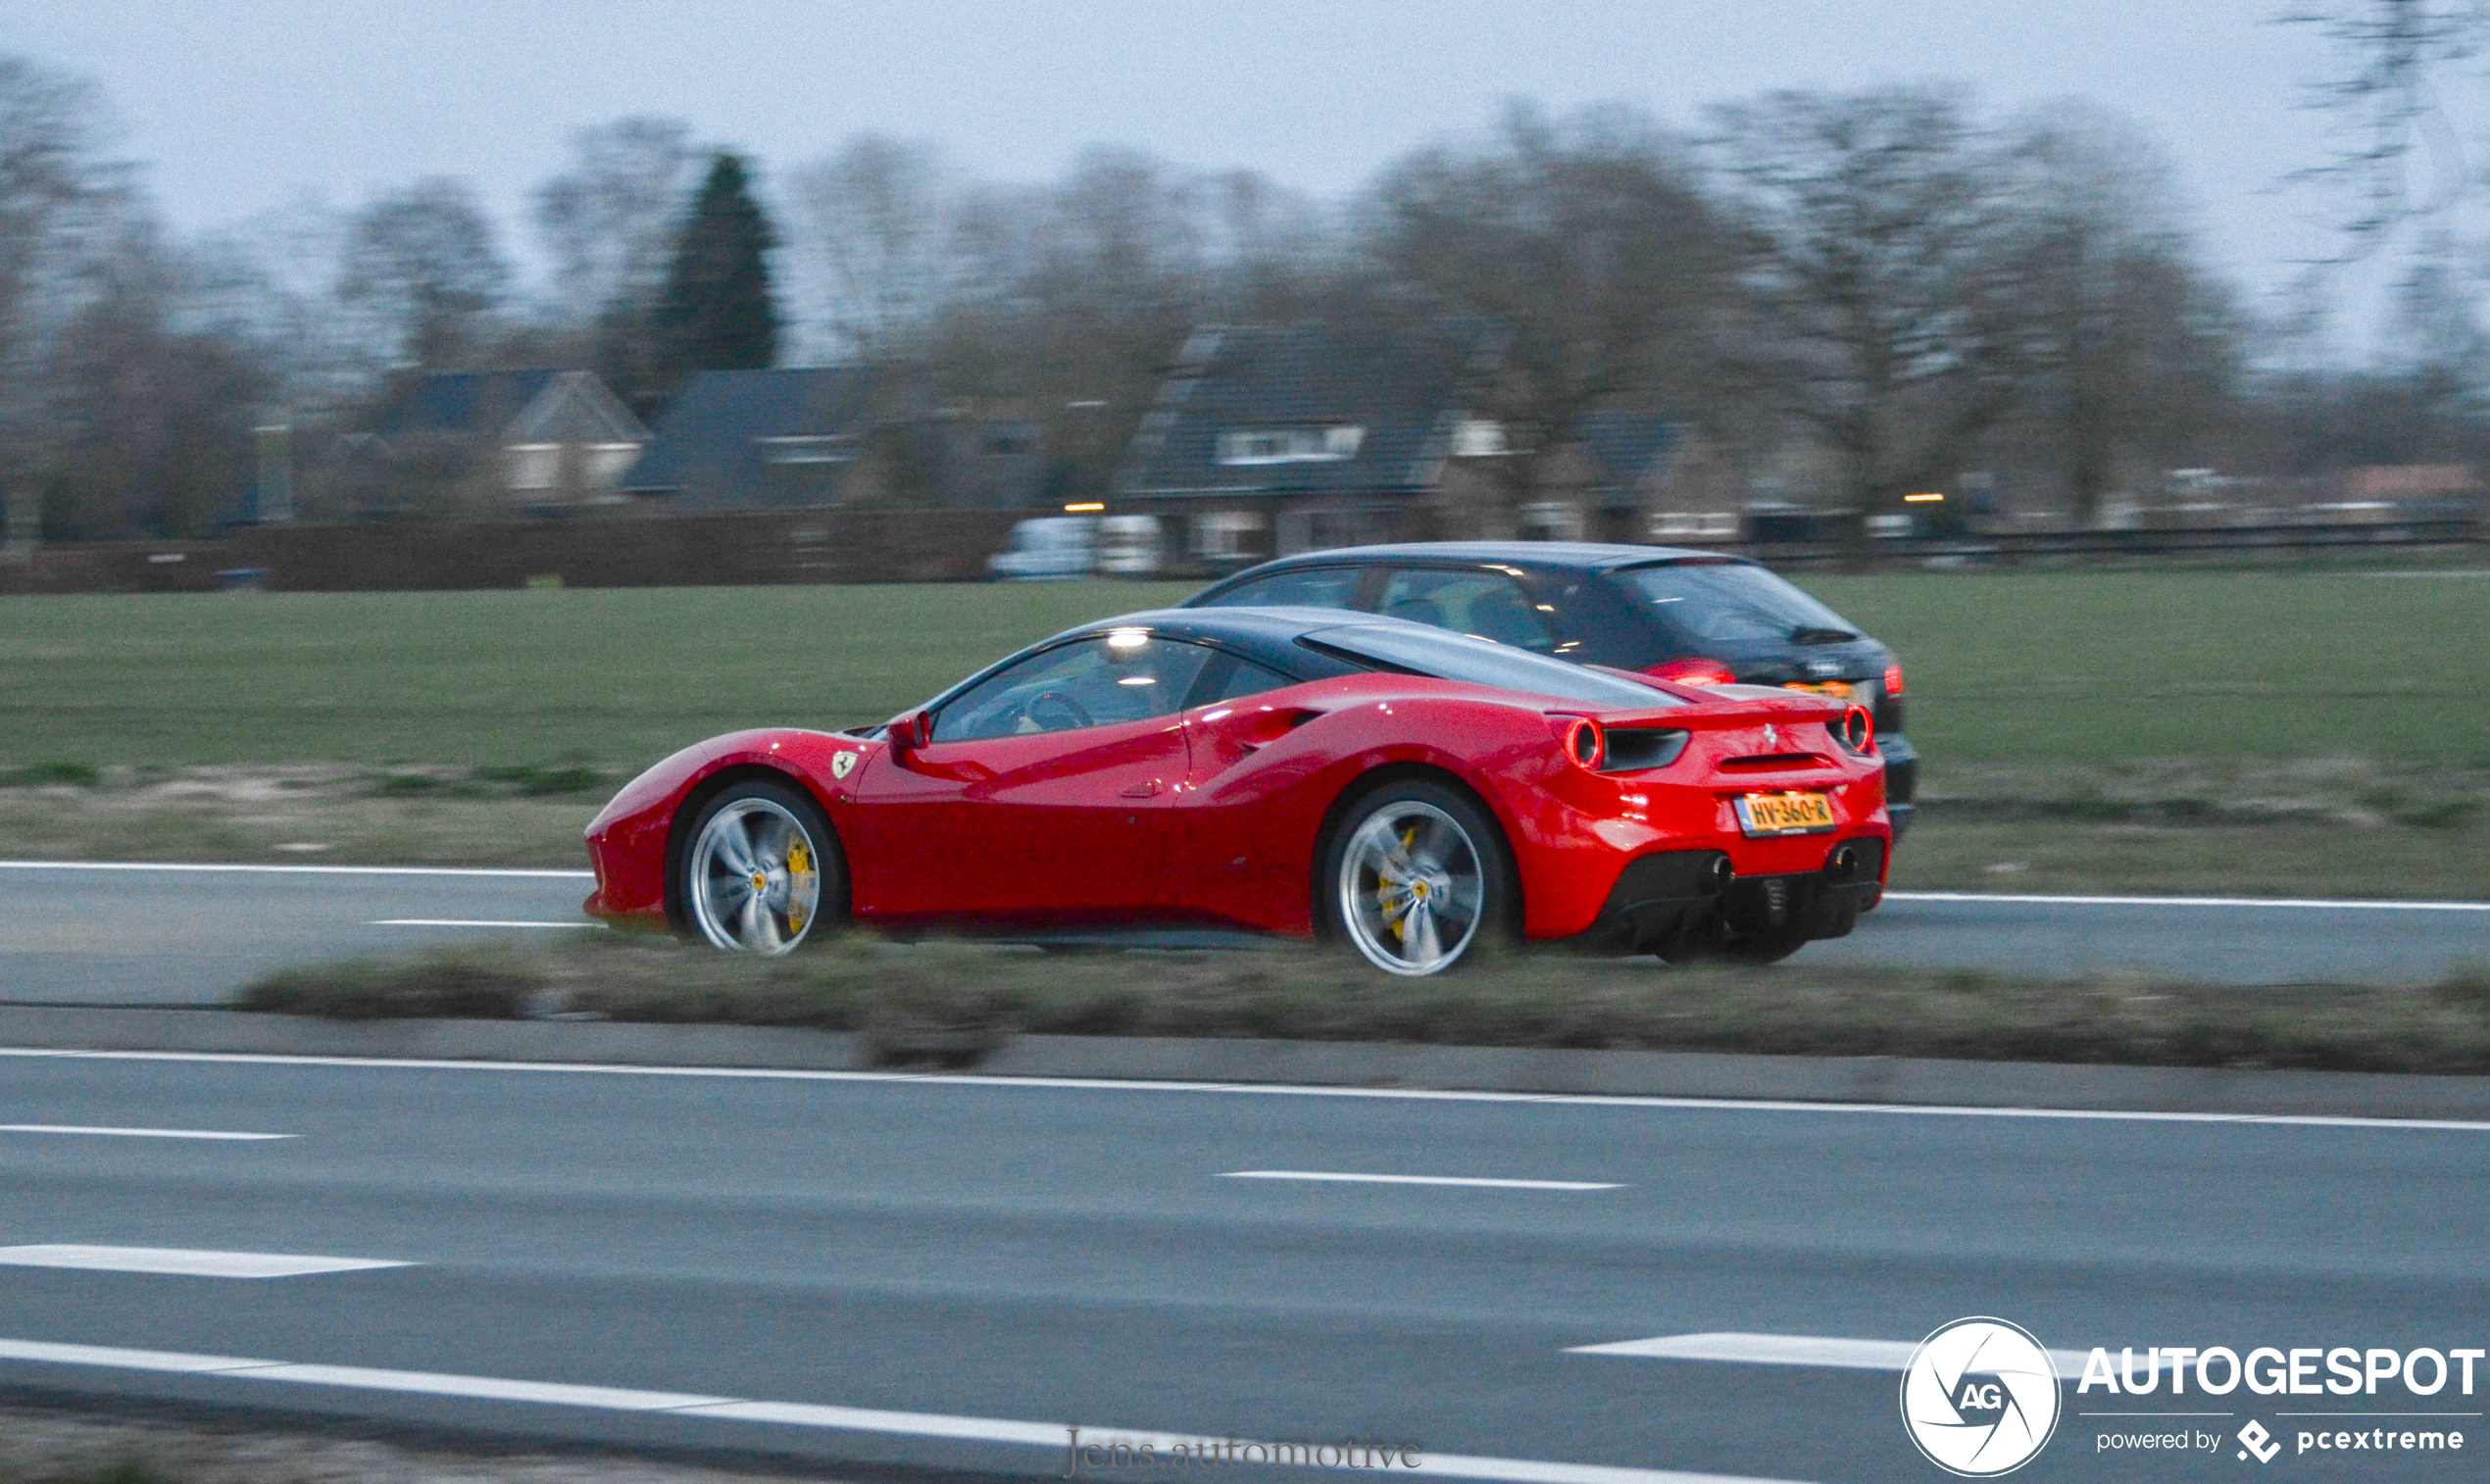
[
  {"x1": 1378, "y1": 825, "x2": 1418, "y2": 940},
  {"x1": 785, "y1": 839, "x2": 814, "y2": 932}
]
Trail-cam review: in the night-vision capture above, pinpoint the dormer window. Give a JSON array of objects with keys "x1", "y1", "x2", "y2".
[{"x1": 1216, "y1": 425, "x2": 1364, "y2": 465}]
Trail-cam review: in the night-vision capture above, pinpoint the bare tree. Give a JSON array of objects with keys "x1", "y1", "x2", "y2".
[
  {"x1": 789, "y1": 133, "x2": 951, "y2": 366},
  {"x1": 1366, "y1": 101, "x2": 1739, "y2": 521},
  {"x1": 2007, "y1": 104, "x2": 2244, "y2": 523},
  {"x1": 337, "y1": 176, "x2": 509, "y2": 371},
  {"x1": 1708, "y1": 86, "x2": 2035, "y2": 537},
  {"x1": 45, "y1": 218, "x2": 274, "y2": 538},
  {"x1": 2281, "y1": 1, "x2": 2490, "y2": 252},
  {"x1": 0, "y1": 54, "x2": 119, "y2": 555},
  {"x1": 533, "y1": 117, "x2": 695, "y2": 328}
]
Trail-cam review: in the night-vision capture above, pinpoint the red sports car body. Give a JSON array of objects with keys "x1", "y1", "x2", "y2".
[{"x1": 584, "y1": 607, "x2": 1891, "y2": 973}]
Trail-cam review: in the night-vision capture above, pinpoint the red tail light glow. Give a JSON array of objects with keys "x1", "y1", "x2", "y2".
[
  {"x1": 1559, "y1": 717, "x2": 1607, "y2": 771},
  {"x1": 1883, "y1": 665, "x2": 1904, "y2": 696},
  {"x1": 1648, "y1": 658, "x2": 1737, "y2": 687}
]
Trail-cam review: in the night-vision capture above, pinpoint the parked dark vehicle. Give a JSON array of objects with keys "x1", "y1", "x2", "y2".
[{"x1": 1184, "y1": 542, "x2": 1917, "y2": 835}]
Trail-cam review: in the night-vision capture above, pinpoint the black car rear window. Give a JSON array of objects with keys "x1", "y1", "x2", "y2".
[
  {"x1": 1196, "y1": 567, "x2": 1363, "y2": 610},
  {"x1": 1609, "y1": 561, "x2": 1862, "y2": 647},
  {"x1": 1300, "y1": 624, "x2": 1678, "y2": 708}
]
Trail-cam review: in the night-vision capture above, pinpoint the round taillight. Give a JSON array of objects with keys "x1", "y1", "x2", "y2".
[
  {"x1": 1835, "y1": 705, "x2": 1873, "y2": 753},
  {"x1": 1565, "y1": 717, "x2": 1606, "y2": 770},
  {"x1": 1648, "y1": 657, "x2": 1737, "y2": 686}
]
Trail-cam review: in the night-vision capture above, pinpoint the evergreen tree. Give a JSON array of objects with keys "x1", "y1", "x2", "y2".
[{"x1": 653, "y1": 153, "x2": 778, "y2": 388}]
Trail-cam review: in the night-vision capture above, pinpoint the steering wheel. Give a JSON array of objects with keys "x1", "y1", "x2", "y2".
[{"x1": 1024, "y1": 690, "x2": 1094, "y2": 731}]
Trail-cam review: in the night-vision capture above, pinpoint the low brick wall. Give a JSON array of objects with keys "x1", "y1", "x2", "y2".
[{"x1": 0, "y1": 509, "x2": 1027, "y2": 595}]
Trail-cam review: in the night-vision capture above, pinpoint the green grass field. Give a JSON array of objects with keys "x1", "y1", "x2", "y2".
[
  {"x1": 1, "y1": 571, "x2": 2483, "y2": 893},
  {"x1": 0, "y1": 569, "x2": 2483, "y2": 767}
]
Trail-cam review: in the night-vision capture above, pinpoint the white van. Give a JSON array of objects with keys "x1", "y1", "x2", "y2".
[{"x1": 989, "y1": 517, "x2": 1097, "y2": 580}]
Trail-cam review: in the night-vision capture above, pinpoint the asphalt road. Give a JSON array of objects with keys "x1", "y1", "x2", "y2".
[
  {"x1": 0, "y1": 862, "x2": 2483, "y2": 1006},
  {"x1": 0, "y1": 1052, "x2": 2482, "y2": 1482}
]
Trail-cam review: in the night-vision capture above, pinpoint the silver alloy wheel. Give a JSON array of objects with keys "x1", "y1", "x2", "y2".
[
  {"x1": 686, "y1": 797, "x2": 822, "y2": 955},
  {"x1": 1337, "y1": 800, "x2": 1485, "y2": 975}
]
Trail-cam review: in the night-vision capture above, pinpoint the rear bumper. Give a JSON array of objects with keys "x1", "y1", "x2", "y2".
[
  {"x1": 1879, "y1": 733, "x2": 1917, "y2": 839},
  {"x1": 1573, "y1": 837, "x2": 1886, "y2": 955}
]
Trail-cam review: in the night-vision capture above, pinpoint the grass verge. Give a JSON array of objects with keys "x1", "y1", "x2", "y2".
[
  {"x1": 238, "y1": 933, "x2": 2490, "y2": 1077},
  {"x1": 9, "y1": 759, "x2": 2483, "y2": 900}
]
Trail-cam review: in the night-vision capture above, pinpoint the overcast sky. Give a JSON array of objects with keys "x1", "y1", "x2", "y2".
[{"x1": 0, "y1": 1, "x2": 2443, "y2": 351}]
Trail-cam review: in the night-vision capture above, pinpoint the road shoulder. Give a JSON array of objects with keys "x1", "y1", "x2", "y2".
[{"x1": 7, "y1": 1006, "x2": 2489, "y2": 1122}]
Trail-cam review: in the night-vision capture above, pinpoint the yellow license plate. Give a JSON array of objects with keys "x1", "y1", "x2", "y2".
[
  {"x1": 1783, "y1": 680, "x2": 1869, "y2": 701},
  {"x1": 1734, "y1": 791, "x2": 1837, "y2": 836}
]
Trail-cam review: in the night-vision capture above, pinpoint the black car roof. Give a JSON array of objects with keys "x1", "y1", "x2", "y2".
[
  {"x1": 1057, "y1": 605, "x2": 1419, "y2": 671},
  {"x1": 1181, "y1": 542, "x2": 1740, "y2": 592}
]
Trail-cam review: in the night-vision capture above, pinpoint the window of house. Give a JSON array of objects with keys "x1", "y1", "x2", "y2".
[
  {"x1": 759, "y1": 435, "x2": 853, "y2": 465},
  {"x1": 1450, "y1": 420, "x2": 1507, "y2": 457},
  {"x1": 1215, "y1": 426, "x2": 1365, "y2": 465},
  {"x1": 1518, "y1": 502, "x2": 1585, "y2": 542},
  {"x1": 506, "y1": 444, "x2": 561, "y2": 490},
  {"x1": 1193, "y1": 512, "x2": 1267, "y2": 561}
]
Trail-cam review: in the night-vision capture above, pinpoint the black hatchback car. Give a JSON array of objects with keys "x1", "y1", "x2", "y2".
[{"x1": 1184, "y1": 542, "x2": 1917, "y2": 835}]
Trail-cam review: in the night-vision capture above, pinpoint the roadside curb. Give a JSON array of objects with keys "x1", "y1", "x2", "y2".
[{"x1": 7, "y1": 1005, "x2": 2490, "y2": 1120}]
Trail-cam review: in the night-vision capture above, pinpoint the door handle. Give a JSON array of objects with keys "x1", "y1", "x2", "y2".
[{"x1": 1119, "y1": 780, "x2": 1163, "y2": 798}]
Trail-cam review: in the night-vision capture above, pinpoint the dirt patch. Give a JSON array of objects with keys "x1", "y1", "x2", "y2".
[{"x1": 0, "y1": 1403, "x2": 848, "y2": 1484}]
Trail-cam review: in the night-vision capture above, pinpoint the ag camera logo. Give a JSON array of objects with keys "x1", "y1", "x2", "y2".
[{"x1": 1901, "y1": 1317, "x2": 2063, "y2": 1476}]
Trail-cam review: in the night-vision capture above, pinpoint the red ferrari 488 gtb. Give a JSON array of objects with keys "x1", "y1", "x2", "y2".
[{"x1": 584, "y1": 606, "x2": 1891, "y2": 974}]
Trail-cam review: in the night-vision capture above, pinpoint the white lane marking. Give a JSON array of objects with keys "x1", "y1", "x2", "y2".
[
  {"x1": 0, "y1": 1124, "x2": 292, "y2": 1141},
  {"x1": 0, "y1": 1337, "x2": 1803, "y2": 1484},
  {"x1": 1223, "y1": 1170, "x2": 1620, "y2": 1191},
  {"x1": 1569, "y1": 1332, "x2": 2089, "y2": 1378},
  {"x1": 0, "y1": 1246, "x2": 412, "y2": 1278},
  {"x1": 1886, "y1": 890, "x2": 2490, "y2": 912},
  {"x1": 0, "y1": 861, "x2": 590, "y2": 879},
  {"x1": 3, "y1": 1047, "x2": 2487, "y2": 1133},
  {"x1": 369, "y1": 919, "x2": 598, "y2": 929}
]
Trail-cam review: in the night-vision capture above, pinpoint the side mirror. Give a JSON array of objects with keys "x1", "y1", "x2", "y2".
[{"x1": 887, "y1": 710, "x2": 931, "y2": 762}]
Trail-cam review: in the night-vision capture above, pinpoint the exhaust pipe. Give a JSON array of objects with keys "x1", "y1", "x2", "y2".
[
  {"x1": 1705, "y1": 855, "x2": 1733, "y2": 895},
  {"x1": 1824, "y1": 843, "x2": 1862, "y2": 882}
]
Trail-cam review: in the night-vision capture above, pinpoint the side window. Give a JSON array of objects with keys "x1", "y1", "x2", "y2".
[
  {"x1": 935, "y1": 636, "x2": 1213, "y2": 743},
  {"x1": 1197, "y1": 567, "x2": 1363, "y2": 611},
  {"x1": 1376, "y1": 569, "x2": 1556, "y2": 652},
  {"x1": 1189, "y1": 654, "x2": 1297, "y2": 707}
]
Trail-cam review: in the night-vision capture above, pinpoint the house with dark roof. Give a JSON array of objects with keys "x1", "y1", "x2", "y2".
[
  {"x1": 359, "y1": 370, "x2": 650, "y2": 509},
  {"x1": 1114, "y1": 324, "x2": 1704, "y2": 567},
  {"x1": 621, "y1": 368, "x2": 1047, "y2": 513}
]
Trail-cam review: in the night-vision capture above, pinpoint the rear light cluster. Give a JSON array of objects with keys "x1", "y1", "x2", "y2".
[
  {"x1": 1563, "y1": 717, "x2": 1605, "y2": 770},
  {"x1": 1828, "y1": 705, "x2": 1874, "y2": 754},
  {"x1": 1646, "y1": 657, "x2": 1736, "y2": 687},
  {"x1": 1557, "y1": 717, "x2": 1691, "y2": 773}
]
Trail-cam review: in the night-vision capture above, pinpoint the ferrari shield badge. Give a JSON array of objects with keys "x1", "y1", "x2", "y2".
[{"x1": 830, "y1": 751, "x2": 858, "y2": 779}]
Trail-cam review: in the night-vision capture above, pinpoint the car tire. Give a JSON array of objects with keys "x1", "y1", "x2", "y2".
[
  {"x1": 672, "y1": 777, "x2": 844, "y2": 956},
  {"x1": 1319, "y1": 778, "x2": 1517, "y2": 976}
]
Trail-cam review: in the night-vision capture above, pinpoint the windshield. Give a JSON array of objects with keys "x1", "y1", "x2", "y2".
[
  {"x1": 1302, "y1": 624, "x2": 1679, "y2": 708},
  {"x1": 1610, "y1": 561, "x2": 1861, "y2": 647}
]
